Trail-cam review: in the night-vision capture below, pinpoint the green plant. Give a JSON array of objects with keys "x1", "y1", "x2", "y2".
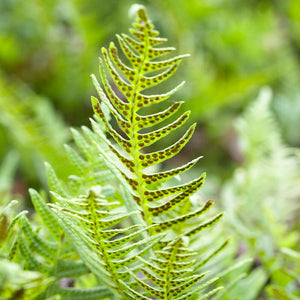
[
  {"x1": 222, "y1": 87, "x2": 300, "y2": 299},
  {"x1": 0, "y1": 72, "x2": 72, "y2": 184},
  {"x1": 0, "y1": 5, "x2": 230, "y2": 300}
]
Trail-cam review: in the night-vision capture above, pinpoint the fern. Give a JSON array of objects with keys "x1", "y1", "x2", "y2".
[
  {"x1": 91, "y1": 4, "x2": 221, "y2": 242},
  {"x1": 4, "y1": 5, "x2": 227, "y2": 299},
  {"x1": 222, "y1": 87, "x2": 300, "y2": 299},
  {"x1": 22, "y1": 124, "x2": 123, "y2": 299},
  {"x1": 0, "y1": 155, "x2": 56, "y2": 299},
  {"x1": 1, "y1": 123, "x2": 119, "y2": 299},
  {"x1": 0, "y1": 71, "x2": 71, "y2": 183},
  {"x1": 86, "y1": 4, "x2": 225, "y2": 299},
  {"x1": 15, "y1": 189, "x2": 91, "y2": 299}
]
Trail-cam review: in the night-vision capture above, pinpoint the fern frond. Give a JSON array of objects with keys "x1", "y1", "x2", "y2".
[
  {"x1": 0, "y1": 73, "x2": 71, "y2": 182},
  {"x1": 8, "y1": 5, "x2": 228, "y2": 299},
  {"x1": 20, "y1": 216, "x2": 58, "y2": 260},
  {"x1": 29, "y1": 188, "x2": 63, "y2": 239},
  {"x1": 127, "y1": 238, "x2": 217, "y2": 300},
  {"x1": 10, "y1": 187, "x2": 93, "y2": 299},
  {"x1": 83, "y1": 5, "x2": 227, "y2": 299},
  {"x1": 51, "y1": 188, "x2": 162, "y2": 298},
  {"x1": 91, "y1": 5, "x2": 222, "y2": 244}
]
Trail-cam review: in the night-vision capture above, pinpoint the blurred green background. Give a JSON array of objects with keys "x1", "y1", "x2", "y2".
[{"x1": 1, "y1": 1, "x2": 299, "y2": 298}]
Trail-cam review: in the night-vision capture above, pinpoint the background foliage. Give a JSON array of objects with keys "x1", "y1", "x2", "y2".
[{"x1": 0, "y1": 0, "x2": 299, "y2": 299}]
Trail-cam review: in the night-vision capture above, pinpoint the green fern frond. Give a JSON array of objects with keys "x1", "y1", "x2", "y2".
[
  {"x1": 20, "y1": 216, "x2": 58, "y2": 260},
  {"x1": 0, "y1": 73, "x2": 71, "y2": 182},
  {"x1": 29, "y1": 189, "x2": 63, "y2": 239},
  {"x1": 125, "y1": 238, "x2": 221, "y2": 300},
  {"x1": 81, "y1": 5, "x2": 226, "y2": 299},
  {"x1": 8, "y1": 5, "x2": 227, "y2": 300},
  {"x1": 221, "y1": 87, "x2": 300, "y2": 298},
  {"x1": 51, "y1": 188, "x2": 162, "y2": 298},
  {"x1": 11, "y1": 187, "x2": 91, "y2": 298},
  {"x1": 91, "y1": 5, "x2": 222, "y2": 242}
]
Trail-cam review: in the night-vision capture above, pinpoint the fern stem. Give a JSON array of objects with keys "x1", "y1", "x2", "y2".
[{"x1": 129, "y1": 30, "x2": 153, "y2": 230}]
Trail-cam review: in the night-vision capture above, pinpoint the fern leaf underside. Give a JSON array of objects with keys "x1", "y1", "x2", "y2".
[
  {"x1": 90, "y1": 6, "x2": 224, "y2": 299},
  {"x1": 92, "y1": 6, "x2": 219, "y2": 239},
  {"x1": 28, "y1": 5, "x2": 226, "y2": 300}
]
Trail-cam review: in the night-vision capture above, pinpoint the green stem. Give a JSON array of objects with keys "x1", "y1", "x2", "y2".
[{"x1": 129, "y1": 33, "x2": 153, "y2": 230}]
